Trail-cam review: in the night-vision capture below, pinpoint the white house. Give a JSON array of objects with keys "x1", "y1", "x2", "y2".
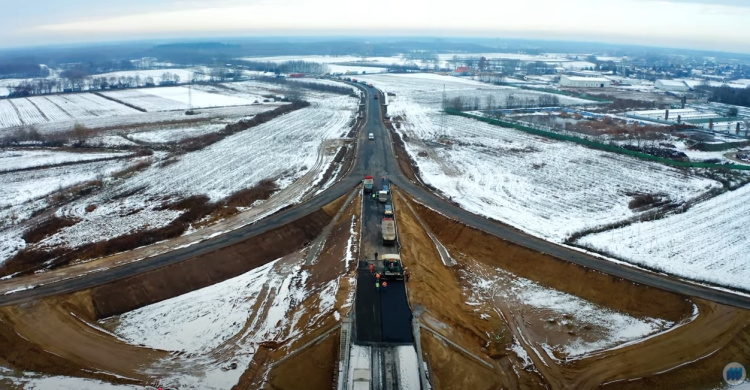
[
  {"x1": 655, "y1": 79, "x2": 691, "y2": 92},
  {"x1": 559, "y1": 75, "x2": 610, "y2": 88}
]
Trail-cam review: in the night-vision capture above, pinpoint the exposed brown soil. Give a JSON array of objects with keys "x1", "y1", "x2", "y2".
[
  {"x1": 3, "y1": 180, "x2": 281, "y2": 279},
  {"x1": 91, "y1": 207, "x2": 333, "y2": 318},
  {"x1": 231, "y1": 191, "x2": 361, "y2": 389},
  {"x1": 405, "y1": 194, "x2": 691, "y2": 322},
  {"x1": 393, "y1": 189, "x2": 750, "y2": 389},
  {"x1": 0, "y1": 291, "x2": 162, "y2": 385},
  {"x1": 264, "y1": 330, "x2": 340, "y2": 390}
]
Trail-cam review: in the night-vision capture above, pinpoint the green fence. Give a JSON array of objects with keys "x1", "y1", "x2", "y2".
[{"x1": 444, "y1": 109, "x2": 750, "y2": 171}]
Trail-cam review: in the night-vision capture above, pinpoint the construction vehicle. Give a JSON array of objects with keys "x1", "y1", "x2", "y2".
[
  {"x1": 380, "y1": 253, "x2": 404, "y2": 280},
  {"x1": 381, "y1": 218, "x2": 397, "y2": 245},
  {"x1": 363, "y1": 175, "x2": 374, "y2": 193},
  {"x1": 378, "y1": 190, "x2": 388, "y2": 203}
]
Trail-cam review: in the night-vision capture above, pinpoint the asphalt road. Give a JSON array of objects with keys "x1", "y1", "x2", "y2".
[
  {"x1": 3, "y1": 81, "x2": 750, "y2": 313},
  {"x1": 354, "y1": 90, "x2": 413, "y2": 346}
]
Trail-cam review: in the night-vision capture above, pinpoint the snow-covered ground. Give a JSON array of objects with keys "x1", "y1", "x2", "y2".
[
  {"x1": 103, "y1": 250, "x2": 343, "y2": 389},
  {"x1": 8, "y1": 92, "x2": 355, "y2": 259},
  {"x1": 0, "y1": 94, "x2": 141, "y2": 129},
  {"x1": 0, "y1": 157, "x2": 142, "y2": 261},
  {"x1": 405, "y1": 112, "x2": 717, "y2": 243},
  {"x1": 0, "y1": 369, "x2": 142, "y2": 390},
  {"x1": 577, "y1": 183, "x2": 750, "y2": 291},
  {"x1": 103, "y1": 86, "x2": 256, "y2": 111},
  {"x1": 109, "y1": 93, "x2": 355, "y2": 201},
  {"x1": 0, "y1": 149, "x2": 127, "y2": 172},
  {"x1": 466, "y1": 263, "x2": 674, "y2": 358},
  {"x1": 352, "y1": 73, "x2": 592, "y2": 110},
  {"x1": 0, "y1": 158, "x2": 134, "y2": 214},
  {"x1": 127, "y1": 123, "x2": 226, "y2": 144},
  {"x1": 327, "y1": 64, "x2": 388, "y2": 75},
  {"x1": 396, "y1": 346, "x2": 421, "y2": 390}
]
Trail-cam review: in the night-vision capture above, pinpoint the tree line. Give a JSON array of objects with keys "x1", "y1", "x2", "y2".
[
  {"x1": 698, "y1": 85, "x2": 750, "y2": 108},
  {"x1": 234, "y1": 60, "x2": 330, "y2": 75},
  {"x1": 8, "y1": 71, "x2": 185, "y2": 97},
  {"x1": 446, "y1": 93, "x2": 560, "y2": 111},
  {"x1": 256, "y1": 76, "x2": 357, "y2": 98}
]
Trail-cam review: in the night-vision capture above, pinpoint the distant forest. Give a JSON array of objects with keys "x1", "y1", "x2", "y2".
[{"x1": 700, "y1": 85, "x2": 750, "y2": 108}]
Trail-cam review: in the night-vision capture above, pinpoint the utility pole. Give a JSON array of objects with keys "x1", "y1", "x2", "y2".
[{"x1": 441, "y1": 84, "x2": 447, "y2": 135}]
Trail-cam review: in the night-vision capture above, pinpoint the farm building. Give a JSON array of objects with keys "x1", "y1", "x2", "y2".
[
  {"x1": 559, "y1": 75, "x2": 610, "y2": 88},
  {"x1": 625, "y1": 108, "x2": 720, "y2": 123},
  {"x1": 451, "y1": 67, "x2": 472, "y2": 76},
  {"x1": 655, "y1": 79, "x2": 691, "y2": 92}
]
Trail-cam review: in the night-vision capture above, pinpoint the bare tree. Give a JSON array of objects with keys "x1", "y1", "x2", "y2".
[
  {"x1": 448, "y1": 96, "x2": 464, "y2": 110},
  {"x1": 485, "y1": 94, "x2": 496, "y2": 111}
]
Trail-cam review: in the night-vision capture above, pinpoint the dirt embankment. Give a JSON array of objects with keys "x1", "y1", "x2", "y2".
[
  {"x1": 599, "y1": 299, "x2": 750, "y2": 390},
  {"x1": 0, "y1": 291, "x2": 163, "y2": 386},
  {"x1": 406, "y1": 196, "x2": 691, "y2": 322},
  {"x1": 91, "y1": 207, "x2": 334, "y2": 318},
  {"x1": 236, "y1": 192, "x2": 362, "y2": 389},
  {"x1": 392, "y1": 190, "x2": 520, "y2": 389},
  {"x1": 394, "y1": 188, "x2": 750, "y2": 389}
]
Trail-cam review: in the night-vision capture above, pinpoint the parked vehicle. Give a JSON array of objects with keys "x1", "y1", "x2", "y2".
[{"x1": 381, "y1": 218, "x2": 397, "y2": 246}]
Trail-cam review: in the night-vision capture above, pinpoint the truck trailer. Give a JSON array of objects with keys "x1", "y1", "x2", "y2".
[
  {"x1": 381, "y1": 218, "x2": 397, "y2": 245},
  {"x1": 363, "y1": 175, "x2": 374, "y2": 193}
]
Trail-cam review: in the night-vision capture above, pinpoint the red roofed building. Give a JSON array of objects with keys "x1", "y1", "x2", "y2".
[{"x1": 451, "y1": 66, "x2": 472, "y2": 76}]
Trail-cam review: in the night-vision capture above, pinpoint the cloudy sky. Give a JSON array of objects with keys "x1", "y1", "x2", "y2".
[{"x1": 2, "y1": 0, "x2": 750, "y2": 53}]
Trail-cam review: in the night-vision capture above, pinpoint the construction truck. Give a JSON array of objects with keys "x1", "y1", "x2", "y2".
[
  {"x1": 378, "y1": 190, "x2": 388, "y2": 203},
  {"x1": 381, "y1": 217, "x2": 397, "y2": 245},
  {"x1": 363, "y1": 175, "x2": 374, "y2": 193},
  {"x1": 380, "y1": 254, "x2": 404, "y2": 280}
]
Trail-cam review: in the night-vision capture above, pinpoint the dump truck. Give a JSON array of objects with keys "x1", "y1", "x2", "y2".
[
  {"x1": 380, "y1": 253, "x2": 404, "y2": 280},
  {"x1": 381, "y1": 218, "x2": 397, "y2": 245},
  {"x1": 363, "y1": 175, "x2": 374, "y2": 193}
]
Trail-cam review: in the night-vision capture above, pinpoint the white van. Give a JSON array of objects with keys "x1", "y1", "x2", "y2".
[{"x1": 368, "y1": 133, "x2": 374, "y2": 140}]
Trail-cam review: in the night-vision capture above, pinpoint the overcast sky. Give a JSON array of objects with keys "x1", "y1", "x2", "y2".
[{"x1": 2, "y1": 0, "x2": 750, "y2": 53}]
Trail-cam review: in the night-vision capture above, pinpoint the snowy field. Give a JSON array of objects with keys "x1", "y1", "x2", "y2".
[
  {"x1": 108, "y1": 93, "x2": 355, "y2": 201},
  {"x1": 0, "y1": 159, "x2": 134, "y2": 210},
  {"x1": 0, "y1": 94, "x2": 140, "y2": 129},
  {"x1": 352, "y1": 73, "x2": 592, "y2": 110},
  {"x1": 389, "y1": 103, "x2": 718, "y2": 243},
  {"x1": 0, "y1": 149, "x2": 127, "y2": 172},
  {"x1": 8, "y1": 92, "x2": 355, "y2": 257},
  {"x1": 0, "y1": 369, "x2": 141, "y2": 390},
  {"x1": 577, "y1": 183, "x2": 750, "y2": 291},
  {"x1": 103, "y1": 86, "x2": 256, "y2": 111},
  {"x1": 466, "y1": 263, "x2": 674, "y2": 358},
  {"x1": 127, "y1": 123, "x2": 227, "y2": 144},
  {"x1": 327, "y1": 64, "x2": 388, "y2": 74},
  {"x1": 0, "y1": 158, "x2": 139, "y2": 262}
]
